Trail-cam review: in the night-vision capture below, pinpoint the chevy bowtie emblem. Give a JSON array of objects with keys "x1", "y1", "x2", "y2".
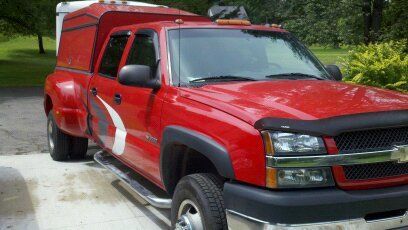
[{"x1": 391, "y1": 145, "x2": 408, "y2": 163}]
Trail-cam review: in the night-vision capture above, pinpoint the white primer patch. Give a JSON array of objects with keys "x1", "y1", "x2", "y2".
[{"x1": 97, "y1": 96, "x2": 127, "y2": 155}]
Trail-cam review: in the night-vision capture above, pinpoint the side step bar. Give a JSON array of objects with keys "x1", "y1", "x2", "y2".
[{"x1": 94, "y1": 151, "x2": 172, "y2": 209}]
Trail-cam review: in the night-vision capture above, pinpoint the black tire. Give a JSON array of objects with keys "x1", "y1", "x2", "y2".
[
  {"x1": 47, "y1": 110, "x2": 89, "y2": 161},
  {"x1": 171, "y1": 173, "x2": 227, "y2": 230},
  {"x1": 47, "y1": 110, "x2": 71, "y2": 161},
  {"x1": 70, "y1": 137, "x2": 88, "y2": 159}
]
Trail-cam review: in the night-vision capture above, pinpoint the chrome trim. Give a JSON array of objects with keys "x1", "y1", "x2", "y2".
[
  {"x1": 94, "y1": 151, "x2": 172, "y2": 209},
  {"x1": 267, "y1": 145, "x2": 408, "y2": 168},
  {"x1": 226, "y1": 209, "x2": 408, "y2": 230},
  {"x1": 165, "y1": 29, "x2": 174, "y2": 86}
]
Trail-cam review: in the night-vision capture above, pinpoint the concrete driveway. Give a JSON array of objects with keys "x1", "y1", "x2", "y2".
[{"x1": 0, "y1": 88, "x2": 171, "y2": 230}]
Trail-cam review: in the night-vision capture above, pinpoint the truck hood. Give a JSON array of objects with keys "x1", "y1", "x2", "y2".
[{"x1": 179, "y1": 80, "x2": 408, "y2": 125}]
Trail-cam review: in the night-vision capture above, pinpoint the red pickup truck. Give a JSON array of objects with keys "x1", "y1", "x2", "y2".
[{"x1": 44, "y1": 2, "x2": 408, "y2": 229}]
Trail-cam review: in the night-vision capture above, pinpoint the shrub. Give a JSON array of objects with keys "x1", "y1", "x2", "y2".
[{"x1": 342, "y1": 40, "x2": 407, "y2": 93}]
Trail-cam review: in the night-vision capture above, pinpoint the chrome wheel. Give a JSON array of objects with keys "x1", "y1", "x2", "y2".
[
  {"x1": 175, "y1": 200, "x2": 203, "y2": 230},
  {"x1": 48, "y1": 119, "x2": 54, "y2": 152}
]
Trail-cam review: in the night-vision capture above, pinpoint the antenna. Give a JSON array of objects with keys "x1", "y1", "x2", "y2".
[{"x1": 178, "y1": 7, "x2": 181, "y2": 87}]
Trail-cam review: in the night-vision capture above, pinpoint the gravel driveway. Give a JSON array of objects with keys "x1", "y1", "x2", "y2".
[{"x1": 0, "y1": 87, "x2": 48, "y2": 155}]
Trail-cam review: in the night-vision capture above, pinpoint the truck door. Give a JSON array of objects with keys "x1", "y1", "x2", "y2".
[
  {"x1": 112, "y1": 29, "x2": 164, "y2": 184},
  {"x1": 88, "y1": 31, "x2": 131, "y2": 154}
]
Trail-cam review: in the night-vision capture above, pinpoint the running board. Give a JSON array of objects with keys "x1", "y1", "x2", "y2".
[{"x1": 94, "y1": 151, "x2": 172, "y2": 209}]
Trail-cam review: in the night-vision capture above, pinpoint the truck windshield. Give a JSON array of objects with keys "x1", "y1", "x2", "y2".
[{"x1": 168, "y1": 29, "x2": 331, "y2": 85}]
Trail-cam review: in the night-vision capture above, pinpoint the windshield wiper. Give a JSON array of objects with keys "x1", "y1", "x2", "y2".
[
  {"x1": 190, "y1": 75, "x2": 257, "y2": 83},
  {"x1": 265, "y1": 73, "x2": 325, "y2": 80}
]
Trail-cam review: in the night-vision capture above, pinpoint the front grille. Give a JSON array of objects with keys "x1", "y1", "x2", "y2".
[
  {"x1": 334, "y1": 127, "x2": 408, "y2": 183},
  {"x1": 344, "y1": 161, "x2": 408, "y2": 180},
  {"x1": 334, "y1": 127, "x2": 408, "y2": 154}
]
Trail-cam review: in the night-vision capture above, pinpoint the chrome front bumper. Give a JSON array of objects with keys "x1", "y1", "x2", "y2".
[{"x1": 227, "y1": 209, "x2": 408, "y2": 230}]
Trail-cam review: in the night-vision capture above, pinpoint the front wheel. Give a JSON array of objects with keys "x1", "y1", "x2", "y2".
[{"x1": 171, "y1": 174, "x2": 227, "y2": 230}]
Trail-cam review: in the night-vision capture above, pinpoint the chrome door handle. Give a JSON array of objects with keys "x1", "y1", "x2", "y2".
[
  {"x1": 114, "y1": 93, "x2": 122, "y2": 105},
  {"x1": 91, "y1": 88, "x2": 97, "y2": 96}
]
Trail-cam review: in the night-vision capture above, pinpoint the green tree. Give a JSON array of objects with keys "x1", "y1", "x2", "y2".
[
  {"x1": 0, "y1": 0, "x2": 404, "y2": 51},
  {"x1": 222, "y1": 0, "x2": 406, "y2": 46},
  {"x1": 0, "y1": 0, "x2": 57, "y2": 54},
  {"x1": 381, "y1": 0, "x2": 408, "y2": 41}
]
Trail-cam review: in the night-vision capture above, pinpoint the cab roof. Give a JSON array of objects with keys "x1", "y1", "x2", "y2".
[{"x1": 115, "y1": 21, "x2": 288, "y2": 33}]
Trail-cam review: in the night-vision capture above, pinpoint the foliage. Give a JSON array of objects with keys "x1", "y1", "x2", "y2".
[
  {"x1": 0, "y1": 0, "x2": 58, "y2": 53},
  {"x1": 342, "y1": 40, "x2": 408, "y2": 92},
  {"x1": 223, "y1": 0, "x2": 407, "y2": 47},
  {"x1": 0, "y1": 0, "x2": 405, "y2": 48},
  {"x1": 381, "y1": 0, "x2": 408, "y2": 42}
]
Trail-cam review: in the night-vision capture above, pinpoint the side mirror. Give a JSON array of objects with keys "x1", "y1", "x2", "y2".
[
  {"x1": 325, "y1": 65, "x2": 343, "y2": 81},
  {"x1": 118, "y1": 65, "x2": 161, "y2": 89}
]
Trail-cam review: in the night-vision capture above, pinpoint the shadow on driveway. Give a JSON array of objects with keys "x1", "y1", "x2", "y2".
[{"x1": 0, "y1": 166, "x2": 39, "y2": 229}]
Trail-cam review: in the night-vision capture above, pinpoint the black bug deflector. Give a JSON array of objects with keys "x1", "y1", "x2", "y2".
[{"x1": 254, "y1": 110, "x2": 408, "y2": 136}]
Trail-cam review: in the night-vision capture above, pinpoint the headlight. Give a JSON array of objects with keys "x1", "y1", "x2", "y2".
[
  {"x1": 266, "y1": 167, "x2": 335, "y2": 188},
  {"x1": 262, "y1": 131, "x2": 326, "y2": 156},
  {"x1": 262, "y1": 131, "x2": 333, "y2": 189}
]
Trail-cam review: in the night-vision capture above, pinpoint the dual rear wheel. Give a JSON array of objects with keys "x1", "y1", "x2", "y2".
[{"x1": 47, "y1": 110, "x2": 88, "y2": 161}]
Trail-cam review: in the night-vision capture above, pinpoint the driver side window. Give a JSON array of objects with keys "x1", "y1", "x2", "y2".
[
  {"x1": 99, "y1": 33, "x2": 129, "y2": 78},
  {"x1": 127, "y1": 30, "x2": 159, "y2": 72}
]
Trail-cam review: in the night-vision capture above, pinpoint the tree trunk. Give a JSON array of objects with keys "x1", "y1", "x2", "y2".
[
  {"x1": 371, "y1": 0, "x2": 384, "y2": 42},
  {"x1": 362, "y1": 0, "x2": 372, "y2": 44},
  {"x1": 37, "y1": 34, "x2": 45, "y2": 54}
]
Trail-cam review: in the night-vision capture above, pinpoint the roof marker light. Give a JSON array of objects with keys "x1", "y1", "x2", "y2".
[
  {"x1": 98, "y1": 0, "x2": 105, "y2": 3},
  {"x1": 175, "y1": 19, "x2": 184, "y2": 24},
  {"x1": 216, "y1": 19, "x2": 251, "y2": 26},
  {"x1": 271, "y1": 24, "x2": 283, "y2": 29}
]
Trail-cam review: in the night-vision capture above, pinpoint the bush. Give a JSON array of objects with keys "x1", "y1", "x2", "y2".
[{"x1": 342, "y1": 40, "x2": 408, "y2": 93}]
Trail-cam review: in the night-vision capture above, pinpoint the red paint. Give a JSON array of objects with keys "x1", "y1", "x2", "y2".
[
  {"x1": 63, "y1": 15, "x2": 98, "y2": 30},
  {"x1": 323, "y1": 137, "x2": 338, "y2": 154},
  {"x1": 45, "y1": 3, "x2": 408, "y2": 191},
  {"x1": 180, "y1": 80, "x2": 408, "y2": 125},
  {"x1": 57, "y1": 26, "x2": 97, "y2": 70}
]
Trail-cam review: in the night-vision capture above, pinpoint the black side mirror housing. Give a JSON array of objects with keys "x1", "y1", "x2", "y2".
[
  {"x1": 118, "y1": 65, "x2": 161, "y2": 89},
  {"x1": 325, "y1": 65, "x2": 343, "y2": 81}
]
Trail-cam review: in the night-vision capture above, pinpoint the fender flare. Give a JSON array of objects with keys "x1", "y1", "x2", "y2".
[{"x1": 160, "y1": 126, "x2": 235, "y2": 192}]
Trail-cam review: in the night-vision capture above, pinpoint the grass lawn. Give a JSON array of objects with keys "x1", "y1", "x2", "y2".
[
  {"x1": 0, "y1": 36, "x2": 350, "y2": 87},
  {"x1": 310, "y1": 46, "x2": 350, "y2": 65},
  {"x1": 0, "y1": 36, "x2": 56, "y2": 87}
]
